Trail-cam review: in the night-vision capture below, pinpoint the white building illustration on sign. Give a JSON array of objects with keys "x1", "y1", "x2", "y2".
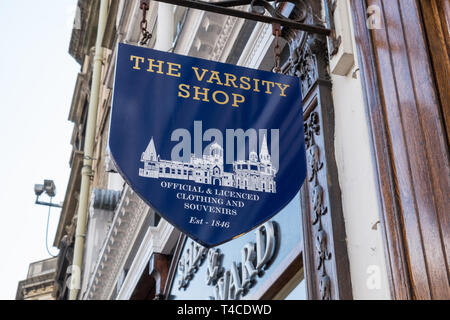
[{"x1": 138, "y1": 135, "x2": 277, "y2": 193}]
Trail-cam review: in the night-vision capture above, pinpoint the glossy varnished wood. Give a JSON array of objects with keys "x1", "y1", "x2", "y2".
[
  {"x1": 418, "y1": 0, "x2": 450, "y2": 144},
  {"x1": 350, "y1": 0, "x2": 450, "y2": 300}
]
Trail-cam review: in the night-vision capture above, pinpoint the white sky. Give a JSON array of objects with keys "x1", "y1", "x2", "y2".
[{"x1": 0, "y1": 1, "x2": 80, "y2": 299}]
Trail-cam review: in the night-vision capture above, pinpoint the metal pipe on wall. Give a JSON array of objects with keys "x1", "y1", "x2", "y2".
[{"x1": 69, "y1": 0, "x2": 109, "y2": 300}]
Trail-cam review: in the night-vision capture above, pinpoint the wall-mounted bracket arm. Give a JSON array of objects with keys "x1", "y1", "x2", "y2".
[{"x1": 153, "y1": 0, "x2": 331, "y2": 35}]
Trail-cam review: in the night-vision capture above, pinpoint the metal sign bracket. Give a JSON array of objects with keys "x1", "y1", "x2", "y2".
[{"x1": 144, "y1": 0, "x2": 331, "y2": 36}]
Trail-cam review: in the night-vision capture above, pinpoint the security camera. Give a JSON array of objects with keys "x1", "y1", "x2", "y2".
[
  {"x1": 43, "y1": 180, "x2": 56, "y2": 197},
  {"x1": 34, "y1": 184, "x2": 45, "y2": 196}
]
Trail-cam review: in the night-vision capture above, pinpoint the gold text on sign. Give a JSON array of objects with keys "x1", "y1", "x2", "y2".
[{"x1": 129, "y1": 55, "x2": 291, "y2": 108}]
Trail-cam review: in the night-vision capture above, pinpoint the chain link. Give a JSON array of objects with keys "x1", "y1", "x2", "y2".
[
  {"x1": 272, "y1": 23, "x2": 282, "y2": 73},
  {"x1": 140, "y1": 0, "x2": 152, "y2": 46}
]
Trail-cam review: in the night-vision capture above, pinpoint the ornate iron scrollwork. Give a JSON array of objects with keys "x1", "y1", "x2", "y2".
[{"x1": 250, "y1": 0, "x2": 307, "y2": 22}]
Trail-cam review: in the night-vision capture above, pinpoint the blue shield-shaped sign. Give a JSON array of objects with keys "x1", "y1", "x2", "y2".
[{"x1": 110, "y1": 43, "x2": 306, "y2": 247}]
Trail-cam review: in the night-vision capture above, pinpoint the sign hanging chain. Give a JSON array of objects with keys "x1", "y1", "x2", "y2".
[
  {"x1": 272, "y1": 23, "x2": 282, "y2": 73},
  {"x1": 140, "y1": 0, "x2": 152, "y2": 45}
]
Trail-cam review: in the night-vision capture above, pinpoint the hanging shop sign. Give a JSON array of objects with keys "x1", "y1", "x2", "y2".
[{"x1": 109, "y1": 43, "x2": 306, "y2": 247}]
